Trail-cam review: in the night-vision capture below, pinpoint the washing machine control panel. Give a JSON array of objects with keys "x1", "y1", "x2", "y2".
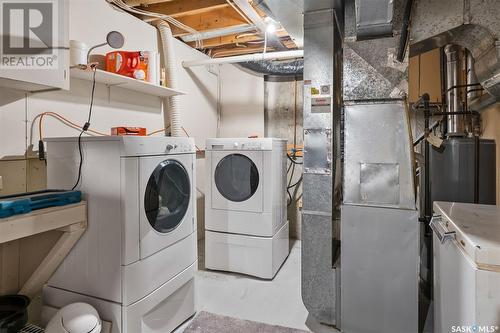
[
  {"x1": 164, "y1": 143, "x2": 195, "y2": 153},
  {"x1": 228, "y1": 142, "x2": 263, "y2": 150}
]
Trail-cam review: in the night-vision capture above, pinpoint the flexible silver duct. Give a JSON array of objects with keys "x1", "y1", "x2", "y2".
[
  {"x1": 237, "y1": 59, "x2": 303, "y2": 76},
  {"x1": 157, "y1": 21, "x2": 181, "y2": 137},
  {"x1": 409, "y1": 0, "x2": 500, "y2": 101}
]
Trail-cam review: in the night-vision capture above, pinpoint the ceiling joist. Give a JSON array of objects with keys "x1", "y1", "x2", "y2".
[
  {"x1": 170, "y1": 6, "x2": 248, "y2": 36},
  {"x1": 187, "y1": 29, "x2": 289, "y2": 49},
  {"x1": 124, "y1": 0, "x2": 297, "y2": 56},
  {"x1": 137, "y1": 0, "x2": 230, "y2": 18}
]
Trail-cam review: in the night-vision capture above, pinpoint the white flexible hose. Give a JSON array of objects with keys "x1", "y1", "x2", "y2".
[{"x1": 157, "y1": 21, "x2": 181, "y2": 137}]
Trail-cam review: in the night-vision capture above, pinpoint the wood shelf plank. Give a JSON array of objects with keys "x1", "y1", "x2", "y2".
[
  {"x1": 0, "y1": 202, "x2": 87, "y2": 244},
  {"x1": 70, "y1": 68, "x2": 185, "y2": 98}
]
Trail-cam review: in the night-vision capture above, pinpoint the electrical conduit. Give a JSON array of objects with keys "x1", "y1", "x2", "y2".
[{"x1": 157, "y1": 21, "x2": 182, "y2": 137}]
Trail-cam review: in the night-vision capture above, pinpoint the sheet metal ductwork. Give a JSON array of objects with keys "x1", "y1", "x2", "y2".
[
  {"x1": 254, "y1": 0, "x2": 275, "y2": 18},
  {"x1": 237, "y1": 59, "x2": 303, "y2": 76},
  {"x1": 355, "y1": 0, "x2": 394, "y2": 39},
  {"x1": 340, "y1": 1, "x2": 419, "y2": 333},
  {"x1": 343, "y1": 0, "x2": 408, "y2": 100},
  {"x1": 410, "y1": 0, "x2": 500, "y2": 100},
  {"x1": 301, "y1": 4, "x2": 343, "y2": 328}
]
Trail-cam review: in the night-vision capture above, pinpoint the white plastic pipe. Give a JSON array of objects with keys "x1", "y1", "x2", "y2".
[
  {"x1": 182, "y1": 50, "x2": 303, "y2": 68},
  {"x1": 157, "y1": 21, "x2": 182, "y2": 137}
]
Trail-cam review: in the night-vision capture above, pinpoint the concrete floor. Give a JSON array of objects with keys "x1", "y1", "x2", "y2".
[
  {"x1": 176, "y1": 239, "x2": 325, "y2": 332},
  {"x1": 196, "y1": 239, "x2": 311, "y2": 330},
  {"x1": 175, "y1": 239, "x2": 432, "y2": 333}
]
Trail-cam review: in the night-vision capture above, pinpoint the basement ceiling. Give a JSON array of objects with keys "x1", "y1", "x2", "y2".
[{"x1": 123, "y1": 0, "x2": 298, "y2": 57}]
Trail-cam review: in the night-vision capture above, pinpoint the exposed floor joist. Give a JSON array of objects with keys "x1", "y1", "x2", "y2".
[
  {"x1": 137, "y1": 0, "x2": 230, "y2": 18},
  {"x1": 188, "y1": 29, "x2": 290, "y2": 49},
  {"x1": 126, "y1": 0, "x2": 297, "y2": 56},
  {"x1": 180, "y1": 24, "x2": 257, "y2": 43},
  {"x1": 232, "y1": 0, "x2": 287, "y2": 51},
  {"x1": 169, "y1": 6, "x2": 249, "y2": 36}
]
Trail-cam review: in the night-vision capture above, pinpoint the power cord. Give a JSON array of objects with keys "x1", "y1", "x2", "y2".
[{"x1": 72, "y1": 66, "x2": 97, "y2": 190}]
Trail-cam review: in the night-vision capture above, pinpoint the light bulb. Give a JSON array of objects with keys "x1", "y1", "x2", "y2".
[{"x1": 266, "y1": 23, "x2": 276, "y2": 34}]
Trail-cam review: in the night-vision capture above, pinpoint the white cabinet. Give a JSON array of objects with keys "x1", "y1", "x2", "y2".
[
  {"x1": 0, "y1": 0, "x2": 69, "y2": 92},
  {"x1": 432, "y1": 202, "x2": 500, "y2": 333}
]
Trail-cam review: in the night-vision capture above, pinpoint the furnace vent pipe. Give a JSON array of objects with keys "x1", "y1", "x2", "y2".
[
  {"x1": 466, "y1": 50, "x2": 481, "y2": 103},
  {"x1": 444, "y1": 44, "x2": 463, "y2": 136},
  {"x1": 157, "y1": 21, "x2": 181, "y2": 137}
]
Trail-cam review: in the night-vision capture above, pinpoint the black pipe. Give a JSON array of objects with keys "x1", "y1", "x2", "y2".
[
  {"x1": 430, "y1": 111, "x2": 480, "y2": 117},
  {"x1": 421, "y1": 93, "x2": 433, "y2": 300},
  {"x1": 440, "y1": 47, "x2": 447, "y2": 110},
  {"x1": 422, "y1": 93, "x2": 431, "y2": 222},
  {"x1": 466, "y1": 88, "x2": 484, "y2": 95},
  {"x1": 474, "y1": 135, "x2": 480, "y2": 203},
  {"x1": 397, "y1": 0, "x2": 413, "y2": 62},
  {"x1": 445, "y1": 83, "x2": 482, "y2": 93}
]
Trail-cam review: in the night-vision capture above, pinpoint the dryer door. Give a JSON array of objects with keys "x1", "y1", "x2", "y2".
[
  {"x1": 211, "y1": 151, "x2": 263, "y2": 212},
  {"x1": 140, "y1": 154, "x2": 194, "y2": 260}
]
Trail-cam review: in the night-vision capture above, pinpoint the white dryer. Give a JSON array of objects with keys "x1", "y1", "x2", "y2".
[
  {"x1": 205, "y1": 138, "x2": 289, "y2": 279},
  {"x1": 43, "y1": 136, "x2": 197, "y2": 333}
]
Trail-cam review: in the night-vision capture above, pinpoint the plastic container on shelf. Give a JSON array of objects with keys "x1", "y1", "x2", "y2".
[
  {"x1": 70, "y1": 40, "x2": 88, "y2": 66},
  {"x1": 105, "y1": 51, "x2": 150, "y2": 81}
]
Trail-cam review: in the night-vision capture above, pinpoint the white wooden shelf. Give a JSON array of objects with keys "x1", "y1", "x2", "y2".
[
  {"x1": 70, "y1": 68, "x2": 185, "y2": 98},
  {"x1": 0, "y1": 76, "x2": 61, "y2": 93},
  {"x1": 0, "y1": 202, "x2": 87, "y2": 299}
]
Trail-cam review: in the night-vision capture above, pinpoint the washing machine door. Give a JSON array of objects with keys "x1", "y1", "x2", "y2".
[
  {"x1": 139, "y1": 154, "x2": 194, "y2": 260},
  {"x1": 211, "y1": 151, "x2": 263, "y2": 212}
]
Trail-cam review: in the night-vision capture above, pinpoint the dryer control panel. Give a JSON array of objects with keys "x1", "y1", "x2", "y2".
[
  {"x1": 207, "y1": 138, "x2": 280, "y2": 151},
  {"x1": 210, "y1": 142, "x2": 263, "y2": 150}
]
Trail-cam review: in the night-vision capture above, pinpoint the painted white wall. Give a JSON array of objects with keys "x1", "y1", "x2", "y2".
[
  {"x1": 0, "y1": 0, "x2": 264, "y2": 237},
  {"x1": 0, "y1": 89, "x2": 26, "y2": 158},
  {"x1": 0, "y1": 0, "x2": 221, "y2": 157},
  {"x1": 0, "y1": 0, "x2": 219, "y2": 238},
  {"x1": 219, "y1": 64, "x2": 264, "y2": 138},
  {"x1": 0, "y1": 0, "x2": 266, "y2": 154}
]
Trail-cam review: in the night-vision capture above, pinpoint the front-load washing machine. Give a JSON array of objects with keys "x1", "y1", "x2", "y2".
[
  {"x1": 205, "y1": 138, "x2": 289, "y2": 279},
  {"x1": 43, "y1": 136, "x2": 197, "y2": 333}
]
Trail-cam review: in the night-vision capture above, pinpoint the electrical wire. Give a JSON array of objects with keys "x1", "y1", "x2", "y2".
[
  {"x1": 287, "y1": 175, "x2": 303, "y2": 190},
  {"x1": 72, "y1": 67, "x2": 97, "y2": 190},
  {"x1": 263, "y1": 31, "x2": 268, "y2": 57},
  {"x1": 287, "y1": 158, "x2": 293, "y2": 173},
  {"x1": 180, "y1": 126, "x2": 202, "y2": 151},
  {"x1": 34, "y1": 112, "x2": 108, "y2": 142},
  {"x1": 286, "y1": 162, "x2": 303, "y2": 207},
  {"x1": 147, "y1": 125, "x2": 171, "y2": 136},
  {"x1": 287, "y1": 153, "x2": 303, "y2": 165}
]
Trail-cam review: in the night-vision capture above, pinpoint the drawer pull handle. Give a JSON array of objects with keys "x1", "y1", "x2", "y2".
[{"x1": 430, "y1": 215, "x2": 456, "y2": 244}]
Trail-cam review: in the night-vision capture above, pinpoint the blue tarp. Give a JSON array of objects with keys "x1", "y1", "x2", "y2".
[{"x1": 0, "y1": 191, "x2": 82, "y2": 218}]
